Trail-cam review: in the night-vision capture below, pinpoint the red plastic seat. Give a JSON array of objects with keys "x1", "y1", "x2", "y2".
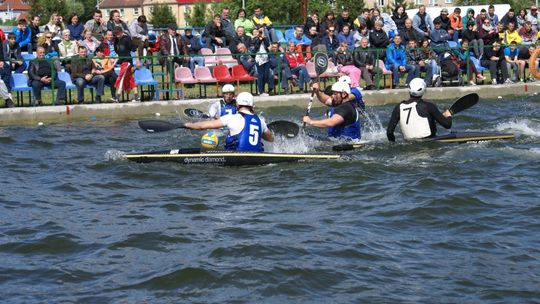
[
  {"x1": 213, "y1": 64, "x2": 237, "y2": 86},
  {"x1": 231, "y1": 64, "x2": 257, "y2": 94}
]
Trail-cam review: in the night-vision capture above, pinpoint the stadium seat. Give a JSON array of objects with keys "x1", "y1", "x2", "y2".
[
  {"x1": 214, "y1": 48, "x2": 238, "y2": 67},
  {"x1": 194, "y1": 66, "x2": 219, "y2": 97},
  {"x1": 134, "y1": 67, "x2": 159, "y2": 100},
  {"x1": 10, "y1": 73, "x2": 32, "y2": 106},
  {"x1": 378, "y1": 59, "x2": 393, "y2": 89},
  {"x1": 213, "y1": 64, "x2": 237, "y2": 87},
  {"x1": 448, "y1": 41, "x2": 458, "y2": 49},
  {"x1": 284, "y1": 29, "x2": 295, "y2": 43},
  {"x1": 306, "y1": 61, "x2": 317, "y2": 78},
  {"x1": 231, "y1": 64, "x2": 257, "y2": 94},
  {"x1": 174, "y1": 66, "x2": 198, "y2": 98},
  {"x1": 275, "y1": 29, "x2": 287, "y2": 44},
  {"x1": 200, "y1": 48, "x2": 217, "y2": 67},
  {"x1": 57, "y1": 71, "x2": 78, "y2": 104}
]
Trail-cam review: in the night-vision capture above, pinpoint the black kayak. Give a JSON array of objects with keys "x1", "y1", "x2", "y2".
[{"x1": 125, "y1": 148, "x2": 340, "y2": 166}]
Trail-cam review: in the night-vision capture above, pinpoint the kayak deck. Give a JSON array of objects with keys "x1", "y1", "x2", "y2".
[
  {"x1": 125, "y1": 148, "x2": 340, "y2": 166},
  {"x1": 430, "y1": 132, "x2": 515, "y2": 143}
]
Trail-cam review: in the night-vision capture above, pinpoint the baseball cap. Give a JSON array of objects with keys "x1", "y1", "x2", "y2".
[{"x1": 441, "y1": 8, "x2": 449, "y2": 14}]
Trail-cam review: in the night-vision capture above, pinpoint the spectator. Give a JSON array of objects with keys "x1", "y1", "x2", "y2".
[
  {"x1": 129, "y1": 15, "x2": 149, "y2": 59},
  {"x1": 304, "y1": 11, "x2": 321, "y2": 34},
  {"x1": 306, "y1": 25, "x2": 324, "y2": 51},
  {"x1": 221, "y1": 7, "x2": 236, "y2": 39},
  {"x1": 400, "y1": 18, "x2": 421, "y2": 45},
  {"x1": 235, "y1": 42, "x2": 257, "y2": 76},
  {"x1": 369, "y1": 21, "x2": 389, "y2": 60},
  {"x1": 181, "y1": 26, "x2": 204, "y2": 74},
  {"x1": 518, "y1": 45, "x2": 538, "y2": 81},
  {"x1": 462, "y1": 21, "x2": 483, "y2": 59},
  {"x1": 28, "y1": 46, "x2": 66, "y2": 106},
  {"x1": 354, "y1": 9, "x2": 372, "y2": 31},
  {"x1": 322, "y1": 25, "x2": 339, "y2": 60},
  {"x1": 37, "y1": 31, "x2": 61, "y2": 72},
  {"x1": 284, "y1": 41, "x2": 310, "y2": 93},
  {"x1": 392, "y1": 6, "x2": 408, "y2": 32},
  {"x1": 478, "y1": 18, "x2": 499, "y2": 46},
  {"x1": 501, "y1": 9, "x2": 518, "y2": 29},
  {"x1": 504, "y1": 41, "x2": 525, "y2": 82},
  {"x1": 488, "y1": 5, "x2": 499, "y2": 27},
  {"x1": 353, "y1": 25, "x2": 370, "y2": 48},
  {"x1": 381, "y1": 12, "x2": 398, "y2": 38},
  {"x1": 113, "y1": 27, "x2": 140, "y2": 102},
  {"x1": 430, "y1": 19, "x2": 451, "y2": 54},
  {"x1": 159, "y1": 24, "x2": 188, "y2": 73},
  {"x1": 336, "y1": 8, "x2": 353, "y2": 32},
  {"x1": 107, "y1": 10, "x2": 129, "y2": 34},
  {"x1": 527, "y1": 6, "x2": 539, "y2": 32},
  {"x1": 58, "y1": 30, "x2": 78, "y2": 73},
  {"x1": 517, "y1": 9, "x2": 528, "y2": 29},
  {"x1": 462, "y1": 9, "x2": 475, "y2": 32},
  {"x1": 289, "y1": 25, "x2": 312, "y2": 58},
  {"x1": 93, "y1": 45, "x2": 118, "y2": 102},
  {"x1": 234, "y1": 9, "x2": 254, "y2": 37},
  {"x1": 0, "y1": 61, "x2": 13, "y2": 107},
  {"x1": 251, "y1": 27, "x2": 273, "y2": 96},
  {"x1": 481, "y1": 41, "x2": 510, "y2": 84},
  {"x1": 229, "y1": 25, "x2": 251, "y2": 55},
  {"x1": 476, "y1": 9, "x2": 488, "y2": 28},
  {"x1": 80, "y1": 29, "x2": 100, "y2": 57},
  {"x1": 101, "y1": 30, "x2": 118, "y2": 62},
  {"x1": 434, "y1": 8, "x2": 453, "y2": 35},
  {"x1": 12, "y1": 19, "x2": 31, "y2": 52},
  {"x1": 268, "y1": 42, "x2": 293, "y2": 94},
  {"x1": 419, "y1": 38, "x2": 441, "y2": 86},
  {"x1": 320, "y1": 10, "x2": 337, "y2": 34},
  {"x1": 503, "y1": 22, "x2": 522, "y2": 44},
  {"x1": 385, "y1": 34, "x2": 416, "y2": 88},
  {"x1": 337, "y1": 24, "x2": 354, "y2": 50},
  {"x1": 252, "y1": 6, "x2": 278, "y2": 43},
  {"x1": 6, "y1": 33, "x2": 26, "y2": 73},
  {"x1": 203, "y1": 14, "x2": 228, "y2": 50},
  {"x1": 67, "y1": 14, "x2": 84, "y2": 41},
  {"x1": 496, "y1": 22, "x2": 506, "y2": 42},
  {"x1": 519, "y1": 21, "x2": 537, "y2": 45},
  {"x1": 406, "y1": 39, "x2": 426, "y2": 83},
  {"x1": 84, "y1": 9, "x2": 107, "y2": 41},
  {"x1": 71, "y1": 45, "x2": 105, "y2": 103},
  {"x1": 335, "y1": 42, "x2": 361, "y2": 88},
  {"x1": 45, "y1": 13, "x2": 64, "y2": 44},
  {"x1": 352, "y1": 37, "x2": 379, "y2": 90},
  {"x1": 449, "y1": 8, "x2": 463, "y2": 42},
  {"x1": 413, "y1": 5, "x2": 434, "y2": 39},
  {"x1": 370, "y1": 8, "x2": 382, "y2": 29},
  {"x1": 453, "y1": 39, "x2": 486, "y2": 85},
  {"x1": 29, "y1": 15, "x2": 40, "y2": 51}
]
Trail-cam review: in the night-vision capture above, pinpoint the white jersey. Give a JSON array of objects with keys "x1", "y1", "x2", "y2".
[
  {"x1": 220, "y1": 110, "x2": 268, "y2": 136},
  {"x1": 399, "y1": 102, "x2": 431, "y2": 139},
  {"x1": 208, "y1": 101, "x2": 222, "y2": 119}
]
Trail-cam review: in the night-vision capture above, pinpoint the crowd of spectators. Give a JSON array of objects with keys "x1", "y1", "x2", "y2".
[{"x1": 1, "y1": 4, "x2": 540, "y2": 107}]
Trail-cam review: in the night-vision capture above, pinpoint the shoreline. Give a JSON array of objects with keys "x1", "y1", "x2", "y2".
[{"x1": 0, "y1": 82, "x2": 538, "y2": 126}]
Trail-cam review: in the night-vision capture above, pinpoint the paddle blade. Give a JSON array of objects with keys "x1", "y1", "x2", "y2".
[
  {"x1": 268, "y1": 120, "x2": 299, "y2": 138},
  {"x1": 313, "y1": 52, "x2": 329, "y2": 76},
  {"x1": 449, "y1": 93, "x2": 479, "y2": 115},
  {"x1": 138, "y1": 120, "x2": 184, "y2": 133},
  {"x1": 332, "y1": 143, "x2": 365, "y2": 151},
  {"x1": 184, "y1": 108, "x2": 210, "y2": 119}
]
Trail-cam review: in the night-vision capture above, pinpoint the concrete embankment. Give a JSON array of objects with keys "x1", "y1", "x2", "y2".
[{"x1": 0, "y1": 82, "x2": 538, "y2": 126}]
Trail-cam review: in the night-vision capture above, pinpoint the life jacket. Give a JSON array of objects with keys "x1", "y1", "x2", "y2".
[
  {"x1": 220, "y1": 99, "x2": 237, "y2": 117},
  {"x1": 327, "y1": 103, "x2": 361, "y2": 139},
  {"x1": 399, "y1": 101, "x2": 431, "y2": 139},
  {"x1": 350, "y1": 87, "x2": 365, "y2": 110},
  {"x1": 225, "y1": 113, "x2": 264, "y2": 151}
]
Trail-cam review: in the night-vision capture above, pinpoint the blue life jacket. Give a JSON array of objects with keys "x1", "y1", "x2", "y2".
[
  {"x1": 225, "y1": 113, "x2": 264, "y2": 151},
  {"x1": 220, "y1": 100, "x2": 237, "y2": 117},
  {"x1": 350, "y1": 87, "x2": 365, "y2": 110},
  {"x1": 327, "y1": 104, "x2": 362, "y2": 139}
]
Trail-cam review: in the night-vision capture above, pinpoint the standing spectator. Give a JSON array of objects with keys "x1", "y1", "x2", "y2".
[
  {"x1": 107, "y1": 10, "x2": 129, "y2": 34},
  {"x1": 0, "y1": 61, "x2": 13, "y2": 107},
  {"x1": 334, "y1": 42, "x2": 361, "y2": 88},
  {"x1": 71, "y1": 45, "x2": 105, "y2": 104},
  {"x1": 304, "y1": 11, "x2": 321, "y2": 34},
  {"x1": 369, "y1": 21, "x2": 389, "y2": 60},
  {"x1": 80, "y1": 29, "x2": 100, "y2": 57},
  {"x1": 481, "y1": 41, "x2": 510, "y2": 84},
  {"x1": 337, "y1": 24, "x2": 354, "y2": 50},
  {"x1": 159, "y1": 24, "x2": 188, "y2": 74},
  {"x1": 353, "y1": 37, "x2": 379, "y2": 90},
  {"x1": 268, "y1": 42, "x2": 293, "y2": 94},
  {"x1": 29, "y1": 15, "x2": 40, "y2": 51},
  {"x1": 113, "y1": 27, "x2": 140, "y2": 102},
  {"x1": 67, "y1": 14, "x2": 84, "y2": 41},
  {"x1": 203, "y1": 14, "x2": 228, "y2": 50},
  {"x1": 58, "y1": 30, "x2": 78, "y2": 73},
  {"x1": 321, "y1": 11, "x2": 337, "y2": 34},
  {"x1": 488, "y1": 5, "x2": 499, "y2": 27},
  {"x1": 6, "y1": 33, "x2": 26, "y2": 73},
  {"x1": 93, "y1": 45, "x2": 118, "y2": 102},
  {"x1": 504, "y1": 41, "x2": 525, "y2": 82},
  {"x1": 220, "y1": 7, "x2": 235, "y2": 39},
  {"x1": 284, "y1": 41, "x2": 310, "y2": 93},
  {"x1": 430, "y1": 19, "x2": 451, "y2": 54},
  {"x1": 322, "y1": 25, "x2": 339, "y2": 61},
  {"x1": 234, "y1": 9, "x2": 254, "y2": 37},
  {"x1": 28, "y1": 46, "x2": 67, "y2": 106},
  {"x1": 517, "y1": 9, "x2": 528, "y2": 29},
  {"x1": 235, "y1": 42, "x2": 256, "y2": 76},
  {"x1": 45, "y1": 13, "x2": 64, "y2": 44},
  {"x1": 527, "y1": 6, "x2": 539, "y2": 32},
  {"x1": 336, "y1": 8, "x2": 353, "y2": 32},
  {"x1": 129, "y1": 15, "x2": 149, "y2": 59},
  {"x1": 12, "y1": 19, "x2": 31, "y2": 52},
  {"x1": 478, "y1": 18, "x2": 499, "y2": 46},
  {"x1": 181, "y1": 27, "x2": 204, "y2": 74},
  {"x1": 229, "y1": 26, "x2": 251, "y2": 55},
  {"x1": 453, "y1": 39, "x2": 486, "y2": 85},
  {"x1": 84, "y1": 9, "x2": 107, "y2": 41},
  {"x1": 252, "y1": 27, "x2": 273, "y2": 96},
  {"x1": 449, "y1": 8, "x2": 463, "y2": 42},
  {"x1": 419, "y1": 38, "x2": 441, "y2": 86},
  {"x1": 413, "y1": 5, "x2": 434, "y2": 39},
  {"x1": 392, "y1": 6, "x2": 408, "y2": 32},
  {"x1": 400, "y1": 18, "x2": 421, "y2": 44},
  {"x1": 385, "y1": 34, "x2": 417, "y2": 88},
  {"x1": 462, "y1": 21, "x2": 484, "y2": 59},
  {"x1": 252, "y1": 6, "x2": 278, "y2": 43}
]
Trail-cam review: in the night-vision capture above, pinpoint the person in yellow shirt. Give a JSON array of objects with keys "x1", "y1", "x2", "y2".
[
  {"x1": 502, "y1": 21, "x2": 522, "y2": 44},
  {"x1": 252, "y1": 6, "x2": 278, "y2": 43}
]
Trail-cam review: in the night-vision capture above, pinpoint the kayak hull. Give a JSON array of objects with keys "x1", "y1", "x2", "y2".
[{"x1": 430, "y1": 132, "x2": 515, "y2": 143}]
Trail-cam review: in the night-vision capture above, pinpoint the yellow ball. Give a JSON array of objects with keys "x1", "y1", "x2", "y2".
[{"x1": 201, "y1": 131, "x2": 219, "y2": 149}]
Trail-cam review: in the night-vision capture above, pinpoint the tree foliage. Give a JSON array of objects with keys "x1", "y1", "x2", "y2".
[
  {"x1": 184, "y1": 2, "x2": 213, "y2": 27},
  {"x1": 30, "y1": 0, "x2": 97, "y2": 25},
  {"x1": 149, "y1": 3, "x2": 177, "y2": 28}
]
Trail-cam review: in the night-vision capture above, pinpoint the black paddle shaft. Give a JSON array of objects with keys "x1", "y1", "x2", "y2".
[{"x1": 303, "y1": 53, "x2": 329, "y2": 127}]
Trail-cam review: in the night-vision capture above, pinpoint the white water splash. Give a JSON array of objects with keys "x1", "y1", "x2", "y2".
[
  {"x1": 496, "y1": 119, "x2": 540, "y2": 137},
  {"x1": 361, "y1": 110, "x2": 387, "y2": 143},
  {"x1": 104, "y1": 149, "x2": 126, "y2": 161}
]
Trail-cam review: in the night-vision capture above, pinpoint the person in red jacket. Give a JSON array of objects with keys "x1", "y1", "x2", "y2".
[{"x1": 284, "y1": 41, "x2": 310, "y2": 93}]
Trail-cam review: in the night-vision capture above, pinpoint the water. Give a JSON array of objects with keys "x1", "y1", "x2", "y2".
[{"x1": 1, "y1": 97, "x2": 539, "y2": 303}]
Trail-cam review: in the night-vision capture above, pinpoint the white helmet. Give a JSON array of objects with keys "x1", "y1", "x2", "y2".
[
  {"x1": 331, "y1": 81, "x2": 351, "y2": 94},
  {"x1": 408, "y1": 78, "x2": 426, "y2": 97},
  {"x1": 338, "y1": 75, "x2": 352, "y2": 86},
  {"x1": 222, "y1": 84, "x2": 235, "y2": 94},
  {"x1": 236, "y1": 92, "x2": 254, "y2": 107}
]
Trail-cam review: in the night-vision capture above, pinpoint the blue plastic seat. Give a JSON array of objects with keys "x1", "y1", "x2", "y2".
[
  {"x1": 10, "y1": 73, "x2": 32, "y2": 106},
  {"x1": 134, "y1": 67, "x2": 159, "y2": 100},
  {"x1": 448, "y1": 41, "x2": 458, "y2": 49},
  {"x1": 284, "y1": 29, "x2": 295, "y2": 43},
  {"x1": 470, "y1": 56, "x2": 487, "y2": 72},
  {"x1": 275, "y1": 29, "x2": 287, "y2": 44}
]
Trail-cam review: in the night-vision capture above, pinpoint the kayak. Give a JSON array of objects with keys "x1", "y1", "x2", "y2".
[{"x1": 125, "y1": 148, "x2": 340, "y2": 166}]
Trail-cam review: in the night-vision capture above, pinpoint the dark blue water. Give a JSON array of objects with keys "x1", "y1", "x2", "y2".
[{"x1": 1, "y1": 97, "x2": 539, "y2": 303}]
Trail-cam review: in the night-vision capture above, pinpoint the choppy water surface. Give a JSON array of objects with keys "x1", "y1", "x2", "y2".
[{"x1": 1, "y1": 96, "x2": 539, "y2": 303}]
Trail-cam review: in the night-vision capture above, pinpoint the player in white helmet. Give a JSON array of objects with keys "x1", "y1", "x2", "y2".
[
  {"x1": 208, "y1": 84, "x2": 237, "y2": 119},
  {"x1": 386, "y1": 78, "x2": 452, "y2": 141}
]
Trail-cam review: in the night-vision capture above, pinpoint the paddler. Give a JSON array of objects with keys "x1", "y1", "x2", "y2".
[
  {"x1": 337, "y1": 75, "x2": 365, "y2": 110},
  {"x1": 184, "y1": 92, "x2": 273, "y2": 151},
  {"x1": 302, "y1": 81, "x2": 362, "y2": 139},
  {"x1": 208, "y1": 84, "x2": 237, "y2": 119},
  {"x1": 386, "y1": 78, "x2": 452, "y2": 142}
]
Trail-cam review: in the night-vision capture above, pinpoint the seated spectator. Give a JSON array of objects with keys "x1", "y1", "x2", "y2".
[
  {"x1": 71, "y1": 45, "x2": 105, "y2": 103},
  {"x1": 107, "y1": 10, "x2": 129, "y2": 34},
  {"x1": 268, "y1": 42, "x2": 293, "y2": 94},
  {"x1": 252, "y1": 6, "x2": 278, "y2": 43},
  {"x1": 235, "y1": 42, "x2": 257, "y2": 76},
  {"x1": 93, "y1": 45, "x2": 118, "y2": 102},
  {"x1": 335, "y1": 42, "x2": 361, "y2": 88},
  {"x1": 113, "y1": 27, "x2": 140, "y2": 102},
  {"x1": 159, "y1": 24, "x2": 188, "y2": 73},
  {"x1": 0, "y1": 61, "x2": 14, "y2": 107},
  {"x1": 12, "y1": 19, "x2": 31, "y2": 52},
  {"x1": 45, "y1": 13, "x2": 64, "y2": 44},
  {"x1": 353, "y1": 25, "x2": 370, "y2": 48},
  {"x1": 517, "y1": 9, "x2": 528, "y2": 29},
  {"x1": 434, "y1": 8, "x2": 453, "y2": 35},
  {"x1": 289, "y1": 25, "x2": 312, "y2": 59},
  {"x1": 252, "y1": 27, "x2": 273, "y2": 96},
  {"x1": 129, "y1": 15, "x2": 150, "y2": 59},
  {"x1": 84, "y1": 9, "x2": 107, "y2": 41},
  {"x1": 28, "y1": 46, "x2": 66, "y2": 105},
  {"x1": 381, "y1": 12, "x2": 398, "y2": 38},
  {"x1": 220, "y1": 6, "x2": 236, "y2": 39},
  {"x1": 306, "y1": 25, "x2": 324, "y2": 52},
  {"x1": 6, "y1": 33, "x2": 26, "y2": 73},
  {"x1": 453, "y1": 39, "x2": 486, "y2": 85},
  {"x1": 430, "y1": 19, "x2": 451, "y2": 54},
  {"x1": 229, "y1": 25, "x2": 251, "y2": 55},
  {"x1": 527, "y1": 6, "x2": 539, "y2": 32},
  {"x1": 449, "y1": 8, "x2": 463, "y2": 42},
  {"x1": 181, "y1": 27, "x2": 204, "y2": 74},
  {"x1": 400, "y1": 18, "x2": 421, "y2": 45},
  {"x1": 462, "y1": 9, "x2": 475, "y2": 32},
  {"x1": 519, "y1": 21, "x2": 537, "y2": 45},
  {"x1": 337, "y1": 24, "x2": 354, "y2": 50},
  {"x1": 352, "y1": 37, "x2": 380, "y2": 90},
  {"x1": 101, "y1": 30, "x2": 118, "y2": 66},
  {"x1": 479, "y1": 18, "x2": 499, "y2": 46},
  {"x1": 488, "y1": 5, "x2": 500, "y2": 27},
  {"x1": 57, "y1": 29, "x2": 78, "y2": 73},
  {"x1": 501, "y1": 9, "x2": 518, "y2": 29},
  {"x1": 203, "y1": 14, "x2": 229, "y2": 51},
  {"x1": 67, "y1": 14, "x2": 84, "y2": 41},
  {"x1": 481, "y1": 41, "x2": 510, "y2": 84},
  {"x1": 304, "y1": 11, "x2": 321, "y2": 34},
  {"x1": 29, "y1": 15, "x2": 40, "y2": 51},
  {"x1": 38, "y1": 31, "x2": 61, "y2": 72},
  {"x1": 284, "y1": 41, "x2": 310, "y2": 93},
  {"x1": 336, "y1": 8, "x2": 353, "y2": 32},
  {"x1": 419, "y1": 38, "x2": 441, "y2": 86},
  {"x1": 496, "y1": 21, "x2": 505, "y2": 41},
  {"x1": 235, "y1": 9, "x2": 254, "y2": 37},
  {"x1": 392, "y1": 6, "x2": 408, "y2": 32},
  {"x1": 462, "y1": 21, "x2": 484, "y2": 59},
  {"x1": 406, "y1": 39, "x2": 430, "y2": 85},
  {"x1": 385, "y1": 34, "x2": 417, "y2": 87},
  {"x1": 504, "y1": 41, "x2": 525, "y2": 82},
  {"x1": 321, "y1": 10, "x2": 337, "y2": 34},
  {"x1": 476, "y1": 9, "x2": 488, "y2": 28},
  {"x1": 503, "y1": 22, "x2": 522, "y2": 44},
  {"x1": 80, "y1": 29, "x2": 100, "y2": 57},
  {"x1": 413, "y1": 5, "x2": 434, "y2": 39},
  {"x1": 322, "y1": 25, "x2": 339, "y2": 61},
  {"x1": 518, "y1": 45, "x2": 538, "y2": 81},
  {"x1": 369, "y1": 21, "x2": 389, "y2": 60},
  {"x1": 354, "y1": 9, "x2": 372, "y2": 31}
]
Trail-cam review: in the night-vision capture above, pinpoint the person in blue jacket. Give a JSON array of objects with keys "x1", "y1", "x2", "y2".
[
  {"x1": 12, "y1": 19, "x2": 31, "y2": 52},
  {"x1": 385, "y1": 34, "x2": 417, "y2": 88}
]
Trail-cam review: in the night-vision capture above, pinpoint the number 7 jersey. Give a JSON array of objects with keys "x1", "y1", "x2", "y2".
[{"x1": 399, "y1": 101, "x2": 431, "y2": 139}]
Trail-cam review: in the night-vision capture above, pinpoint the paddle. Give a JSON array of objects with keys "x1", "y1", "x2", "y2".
[
  {"x1": 303, "y1": 52, "x2": 329, "y2": 129},
  {"x1": 268, "y1": 120, "x2": 299, "y2": 138},
  {"x1": 184, "y1": 108, "x2": 210, "y2": 119},
  {"x1": 138, "y1": 120, "x2": 185, "y2": 133},
  {"x1": 331, "y1": 93, "x2": 480, "y2": 151}
]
